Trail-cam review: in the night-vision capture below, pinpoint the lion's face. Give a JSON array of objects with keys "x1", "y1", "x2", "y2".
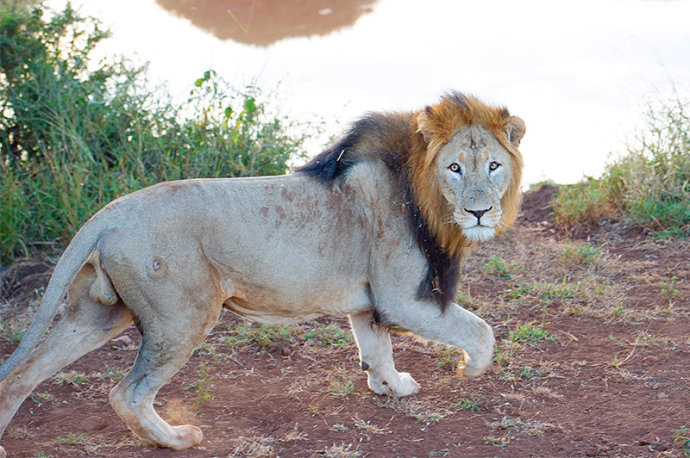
[
  {"x1": 435, "y1": 125, "x2": 514, "y2": 242},
  {"x1": 412, "y1": 98, "x2": 524, "y2": 251}
]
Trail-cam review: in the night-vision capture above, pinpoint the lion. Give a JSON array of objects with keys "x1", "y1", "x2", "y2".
[{"x1": 0, "y1": 92, "x2": 524, "y2": 454}]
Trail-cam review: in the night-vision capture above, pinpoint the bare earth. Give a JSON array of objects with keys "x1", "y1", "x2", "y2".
[{"x1": 1, "y1": 186, "x2": 688, "y2": 457}]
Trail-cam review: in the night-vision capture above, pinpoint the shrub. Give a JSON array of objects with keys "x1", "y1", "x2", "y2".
[
  {"x1": 553, "y1": 97, "x2": 690, "y2": 237},
  {"x1": 0, "y1": 2, "x2": 311, "y2": 263}
]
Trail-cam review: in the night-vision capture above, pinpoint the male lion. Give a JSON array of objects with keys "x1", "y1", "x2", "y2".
[{"x1": 0, "y1": 92, "x2": 524, "y2": 454}]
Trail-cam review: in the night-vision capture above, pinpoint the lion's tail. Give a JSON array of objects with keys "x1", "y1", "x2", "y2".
[{"x1": 0, "y1": 217, "x2": 107, "y2": 382}]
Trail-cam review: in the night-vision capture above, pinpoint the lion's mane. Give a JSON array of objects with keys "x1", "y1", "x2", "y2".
[{"x1": 297, "y1": 92, "x2": 523, "y2": 309}]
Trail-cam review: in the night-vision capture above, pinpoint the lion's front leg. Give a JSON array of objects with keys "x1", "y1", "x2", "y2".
[
  {"x1": 384, "y1": 301, "x2": 495, "y2": 378},
  {"x1": 348, "y1": 313, "x2": 419, "y2": 397}
]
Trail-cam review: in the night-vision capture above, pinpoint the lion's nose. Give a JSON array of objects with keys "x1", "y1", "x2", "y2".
[{"x1": 464, "y1": 207, "x2": 492, "y2": 221}]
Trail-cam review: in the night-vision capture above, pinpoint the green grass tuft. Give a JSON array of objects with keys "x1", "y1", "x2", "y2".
[
  {"x1": 553, "y1": 97, "x2": 690, "y2": 237},
  {"x1": 507, "y1": 322, "x2": 557, "y2": 345}
]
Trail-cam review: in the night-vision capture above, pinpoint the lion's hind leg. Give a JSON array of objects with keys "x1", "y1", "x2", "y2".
[
  {"x1": 108, "y1": 297, "x2": 222, "y2": 451},
  {"x1": 0, "y1": 264, "x2": 132, "y2": 450},
  {"x1": 348, "y1": 312, "x2": 420, "y2": 397}
]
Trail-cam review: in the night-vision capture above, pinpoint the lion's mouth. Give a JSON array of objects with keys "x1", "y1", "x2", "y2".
[{"x1": 461, "y1": 224, "x2": 496, "y2": 242}]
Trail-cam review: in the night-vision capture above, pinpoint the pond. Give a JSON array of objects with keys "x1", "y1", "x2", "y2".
[{"x1": 46, "y1": 0, "x2": 690, "y2": 185}]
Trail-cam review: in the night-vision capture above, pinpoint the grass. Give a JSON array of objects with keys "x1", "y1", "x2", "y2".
[
  {"x1": 51, "y1": 371, "x2": 89, "y2": 386},
  {"x1": 302, "y1": 325, "x2": 352, "y2": 346},
  {"x1": 53, "y1": 433, "x2": 89, "y2": 446},
  {"x1": 229, "y1": 435, "x2": 277, "y2": 457},
  {"x1": 0, "y1": 321, "x2": 25, "y2": 343},
  {"x1": 352, "y1": 414, "x2": 391, "y2": 435},
  {"x1": 329, "y1": 376, "x2": 356, "y2": 397},
  {"x1": 506, "y1": 322, "x2": 557, "y2": 345},
  {"x1": 222, "y1": 321, "x2": 297, "y2": 352},
  {"x1": 190, "y1": 363, "x2": 212, "y2": 408},
  {"x1": 673, "y1": 426, "x2": 690, "y2": 457},
  {"x1": 559, "y1": 243, "x2": 602, "y2": 266},
  {"x1": 483, "y1": 434, "x2": 510, "y2": 448},
  {"x1": 104, "y1": 367, "x2": 127, "y2": 384},
  {"x1": 458, "y1": 398, "x2": 480, "y2": 411},
  {"x1": 660, "y1": 276, "x2": 680, "y2": 303},
  {"x1": 553, "y1": 96, "x2": 690, "y2": 237},
  {"x1": 0, "y1": 2, "x2": 314, "y2": 263},
  {"x1": 222, "y1": 320, "x2": 351, "y2": 352},
  {"x1": 28, "y1": 391, "x2": 52, "y2": 405},
  {"x1": 434, "y1": 345, "x2": 462, "y2": 371},
  {"x1": 322, "y1": 443, "x2": 361, "y2": 457},
  {"x1": 482, "y1": 255, "x2": 521, "y2": 280},
  {"x1": 493, "y1": 340, "x2": 520, "y2": 367}
]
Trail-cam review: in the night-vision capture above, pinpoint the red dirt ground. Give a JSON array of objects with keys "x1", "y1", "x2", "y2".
[{"x1": 1, "y1": 186, "x2": 688, "y2": 457}]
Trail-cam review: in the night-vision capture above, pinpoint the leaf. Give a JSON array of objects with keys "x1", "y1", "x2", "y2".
[{"x1": 243, "y1": 97, "x2": 256, "y2": 114}]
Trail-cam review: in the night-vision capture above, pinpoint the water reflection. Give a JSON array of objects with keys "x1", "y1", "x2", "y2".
[{"x1": 156, "y1": 0, "x2": 378, "y2": 46}]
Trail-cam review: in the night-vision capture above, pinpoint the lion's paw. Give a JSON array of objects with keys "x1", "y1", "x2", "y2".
[
  {"x1": 393, "y1": 372, "x2": 420, "y2": 397},
  {"x1": 456, "y1": 359, "x2": 490, "y2": 378},
  {"x1": 368, "y1": 370, "x2": 419, "y2": 397},
  {"x1": 168, "y1": 425, "x2": 203, "y2": 450}
]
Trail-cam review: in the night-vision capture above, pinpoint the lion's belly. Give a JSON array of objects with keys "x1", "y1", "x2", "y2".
[
  {"x1": 206, "y1": 226, "x2": 373, "y2": 323},
  {"x1": 221, "y1": 279, "x2": 372, "y2": 325}
]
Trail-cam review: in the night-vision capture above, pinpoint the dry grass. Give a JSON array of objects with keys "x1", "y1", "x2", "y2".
[
  {"x1": 229, "y1": 435, "x2": 277, "y2": 457},
  {"x1": 465, "y1": 232, "x2": 632, "y2": 324}
]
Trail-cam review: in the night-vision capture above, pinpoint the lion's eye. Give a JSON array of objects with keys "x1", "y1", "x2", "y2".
[
  {"x1": 449, "y1": 163, "x2": 461, "y2": 173},
  {"x1": 489, "y1": 161, "x2": 500, "y2": 172}
]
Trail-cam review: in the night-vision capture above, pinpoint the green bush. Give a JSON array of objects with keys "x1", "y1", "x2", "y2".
[
  {"x1": 553, "y1": 97, "x2": 690, "y2": 237},
  {"x1": 0, "y1": 2, "x2": 311, "y2": 263}
]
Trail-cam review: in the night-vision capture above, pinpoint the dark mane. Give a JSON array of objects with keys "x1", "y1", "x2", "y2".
[
  {"x1": 296, "y1": 113, "x2": 462, "y2": 311},
  {"x1": 383, "y1": 151, "x2": 463, "y2": 311},
  {"x1": 295, "y1": 114, "x2": 389, "y2": 181}
]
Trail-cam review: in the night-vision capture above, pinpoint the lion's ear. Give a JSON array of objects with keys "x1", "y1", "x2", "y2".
[
  {"x1": 416, "y1": 109, "x2": 434, "y2": 144},
  {"x1": 505, "y1": 116, "x2": 525, "y2": 147}
]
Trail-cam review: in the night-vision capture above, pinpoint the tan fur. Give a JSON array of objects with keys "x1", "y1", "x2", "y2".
[{"x1": 0, "y1": 93, "x2": 524, "y2": 455}]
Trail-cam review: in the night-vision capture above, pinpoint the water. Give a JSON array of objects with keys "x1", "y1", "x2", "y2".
[{"x1": 46, "y1": 0, "x2": 690, "y2": 185}]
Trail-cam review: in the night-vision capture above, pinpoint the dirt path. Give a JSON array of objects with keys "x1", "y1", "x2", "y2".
[{"x1": 1, "y1": 187, "x2": 688, "y2": 457}]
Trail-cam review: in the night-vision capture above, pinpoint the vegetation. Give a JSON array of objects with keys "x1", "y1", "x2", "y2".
[
  {"x1": 222, "y1": 320, "x2": 352, "y2": 352},
  {"x1": 191, "y1": 363, "x2": 212, "y2": 408},
  {"x1": 506, "y1": 322, "x2": 557, "y2": 345},
  {"x1": 553, "y1": 97, "x2": 690, "y2": 237},
  {"x1": 0, "y1": 2, "x2": 311, "y2": 263},
  {"x1": 329, "y1": 376, "x2": 356, "y2": 397},
  {"x1": 673, "y1": 426, "x2": 690, "y2": 457}
]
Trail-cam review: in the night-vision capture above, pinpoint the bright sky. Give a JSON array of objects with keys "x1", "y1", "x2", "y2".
[{"x1": 47, "y1": 0, "x2": 690, "y2": 185}]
